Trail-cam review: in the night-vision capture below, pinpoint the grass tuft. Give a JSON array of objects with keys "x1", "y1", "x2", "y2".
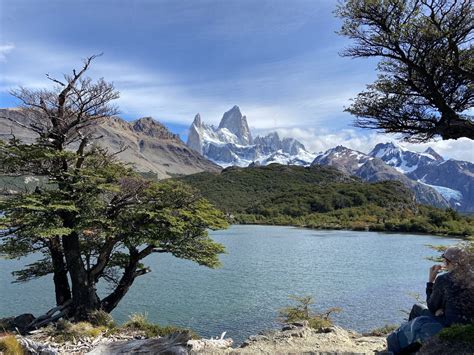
[
  {"x1": 0, "y1": 334, "x2": 24, "y2": 355},
  {"x1": 123, "y1": 313, "x2": 199, "y2": 339},
  {"x1": 438, "y1": 323, "x2": 474, "y2": 343}
]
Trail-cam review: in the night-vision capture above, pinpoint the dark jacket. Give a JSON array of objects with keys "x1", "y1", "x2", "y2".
[{"x1": 426, "y1": 272, "x2": 470, "y2": 326}]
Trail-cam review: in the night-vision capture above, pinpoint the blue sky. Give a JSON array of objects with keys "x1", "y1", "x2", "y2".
[{"x1": 0, "y1": 0, "x2": 472, "y2": 160}]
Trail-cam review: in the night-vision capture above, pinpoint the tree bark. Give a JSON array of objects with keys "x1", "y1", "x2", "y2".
[
  {"x1": 61, "y1": 228, "x2": 100, "y2": 320},
  {"x1": 48, "y1": 237, "x2": 72, "y2": 306}
]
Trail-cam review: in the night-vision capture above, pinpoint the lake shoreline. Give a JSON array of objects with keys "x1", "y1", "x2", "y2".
[{"x1": 231, "y1": 221, "x2": 469, "y2": 239}]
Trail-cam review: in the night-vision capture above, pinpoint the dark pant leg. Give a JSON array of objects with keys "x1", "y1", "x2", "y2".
[{"x1": 408, "y1": 303, "x2": 433, "y2": 321}]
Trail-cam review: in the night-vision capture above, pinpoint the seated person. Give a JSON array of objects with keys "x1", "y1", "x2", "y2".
[
  {"x1": 408, "y1": 246, "x2": 470, "y2": 326},
  {"x1": 387, "y1": 246, "x2": 471, "y2": 354}
]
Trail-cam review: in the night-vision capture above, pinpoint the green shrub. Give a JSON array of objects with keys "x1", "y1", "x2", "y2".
[
  {"x1": 0, "y1": 335, "x2": 24, "y2": 355},
  {"x1": 123, "y1": 313, "x2": 198, "y2": 339},
  {"x1": 279, "y1": 295, "x2": 342, "y2": 330},
  {"x1": 438, "y1": 323, "x2": 474, "y2": 343},
  {"x1": 88, "y1": 310, "x2": 116, "y2": 328},
  {"x1": 46, "y1": 320, "x2": 107, "y2": 342}
]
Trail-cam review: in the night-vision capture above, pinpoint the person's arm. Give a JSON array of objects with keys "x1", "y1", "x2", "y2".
[{"x1": 427, "y1": 274, "x2": 446, "y2": 313}]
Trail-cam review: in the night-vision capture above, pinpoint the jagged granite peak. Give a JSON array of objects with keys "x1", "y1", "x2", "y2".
[
  {"x1": 187, "y1": 114, "x2": 204, "y2": 154},
  {"x1": 185, "y1": 107, "x2": 315, "y2": 167},
  {"x1": 192, "y1": 113, "x2": 202, "y2": 127},
  {"x1": 218, "y1": 105, "x2": 253, "y2": 145},
  {"x1": 132, "y1": 117, "x2": 179, "y2": 140},
  {"x1": 424, "y1": 147, "x2": 444, "y2": 162}
]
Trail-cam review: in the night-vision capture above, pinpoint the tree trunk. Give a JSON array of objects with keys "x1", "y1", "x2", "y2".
[
  {"x1": 49, "y1": 237, "x2": 72, "y2": 306},
  {"x1": 101, "y1": 257, "x2": 140, "y2": 313},
  {"x1": 61, "y1": 230, "x2": 100, "y2": 320}
]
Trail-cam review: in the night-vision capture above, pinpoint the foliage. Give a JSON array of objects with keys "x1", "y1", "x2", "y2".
[
  {"x1": 438, "y1": 322, "x2": 474, "y2": 343},
  {"x1": 44, "y1": 320, "x2": 108, "y2": 342},
  {"x1": 0, "y1": 335, "x2": 24, "y2": 355},
  {"x1": 336, "y1": 0, "x2": 474, "y2": 141},
  {"x1": 0, "y1": 56, "x2": 228, "y2": 321},
  {"x1": 88, "y1": 310, "x2": 116, "y2": 328},
  {"x1": 123, "y1": 313, "x2": 199, "y2": 339},
  {"x1": 279, "y1": 295, "x2": 342, "y2": 330},
  {"x1": 180, "y1": 164, "x2": 474, "y2": 237}
]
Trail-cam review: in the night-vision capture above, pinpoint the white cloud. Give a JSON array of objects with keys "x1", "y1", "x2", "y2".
[
  {"x1": 0, "y1": 43, "x2": 14, "y2": 62},
  {"x1": 267, "y1": 127, "x2": 474, "y2": 163},
  {"x1": 1, "y1": 42, "x2": 472, "y2": 163}
]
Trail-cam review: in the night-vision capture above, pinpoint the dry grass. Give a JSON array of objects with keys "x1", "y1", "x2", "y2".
[{"x1": 0, "y1": 334, "x2": 24, "y2": 355}]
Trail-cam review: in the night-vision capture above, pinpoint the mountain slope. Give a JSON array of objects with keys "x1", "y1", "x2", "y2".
[
  {"x1": 370, "y1": 142, "x2": 474, "y2": 211},
  {"x1": 0, "y1": 108, "x2": 220, "y2": 178},
  {"x1": 311, "y1": 146, "x2": 449, "y2": 209}
]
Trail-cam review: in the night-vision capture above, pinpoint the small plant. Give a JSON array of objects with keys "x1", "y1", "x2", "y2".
[
  {"x1": 438, "y1": 323, "x2": 474, "y2": 344},
  {"x1": 88, "y1": 310, "x2": 116, "y2": 329},
  {"x1": 123, "y1": 313, "x2": 198, "y2": 339},
  {"x1": 0, "y1": 334, "x2": 25, "y2": 355},
  {"x1": 366, "y1": 324, "x2": 398, "y2": 336},
  {"x1": 279, "y1": 295, "x2": 342, "y2": 330},
  {"x1": 46, "y1": 320, "x2": 107, "y2": 342}
]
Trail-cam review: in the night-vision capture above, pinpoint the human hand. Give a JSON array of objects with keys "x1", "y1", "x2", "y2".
[
  {"x1": 429, "y1": 265, "x2": 443, "y2": 283},
  {"x1": 435, "y1": 309, "x2": 444, "y2": 316}
]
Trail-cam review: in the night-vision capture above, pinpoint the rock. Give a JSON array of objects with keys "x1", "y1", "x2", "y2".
[
  {"x1": 0, "y1": 314, "x2": 36, "y2": 332},
  {"x1": 87, "y1": 332, "x2": 192, "y2": 355},
  {"x1": 228, "y1": 325, "x2": 387, "y2": 354}
]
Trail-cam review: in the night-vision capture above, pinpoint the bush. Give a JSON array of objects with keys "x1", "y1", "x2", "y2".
[
  {"x1": 438, "y1": 323, "x2": 474, "y2": 343},
  {"x1": 46, "y1": 320, "x2": 107, "y2": 342},
  {"x1": 123, "y1": 313, "x2": 198, "y2": 339},
  {"x1": 88, "y1": 310, "x2": 116, "y2": 328},
  {"x1": 0, "y1": 335, "x2": 24, "y2": 355},
  {"x1": 279, "y1": 295, "x2": 342, "y2": 330}
]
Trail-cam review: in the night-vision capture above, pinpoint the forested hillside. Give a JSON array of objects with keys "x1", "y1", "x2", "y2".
[{"x1": 181, "y1": 164, "x2": 474, "y2": 236}]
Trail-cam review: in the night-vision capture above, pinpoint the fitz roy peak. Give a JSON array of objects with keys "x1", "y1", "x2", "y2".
[
  {"x1": 186, "y1": 106, "x2": 315, "y2": 167},
  {"x1": 187, "y1": 107, "x2": 473, "y2": 212}
]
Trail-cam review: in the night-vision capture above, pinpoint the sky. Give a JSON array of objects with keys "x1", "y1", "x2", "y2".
[{"x1": 0, "y1": 0, "x2": 472, "y2": 161}]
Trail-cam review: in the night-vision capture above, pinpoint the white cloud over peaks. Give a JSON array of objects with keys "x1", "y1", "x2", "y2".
[
  {"x1": 269, "y1": 127, "x2": 474, "y2": 163},
  {"x1": 0, "y1": 43, "x2": 14, "y2": 62}
]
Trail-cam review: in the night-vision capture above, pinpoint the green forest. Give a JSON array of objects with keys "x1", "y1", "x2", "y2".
[{"x1": 180, "y1": 164, "x2": 474, "y2": 237}]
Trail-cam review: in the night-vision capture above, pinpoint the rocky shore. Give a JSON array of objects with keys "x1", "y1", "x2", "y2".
[{"x1": 4, "y1": 321, "x2": 388, "y2": 354}]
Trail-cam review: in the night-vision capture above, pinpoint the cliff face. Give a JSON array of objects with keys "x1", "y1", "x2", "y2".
[{"x1": 0, "y1": 108, "x2": 221, "y2": 179}]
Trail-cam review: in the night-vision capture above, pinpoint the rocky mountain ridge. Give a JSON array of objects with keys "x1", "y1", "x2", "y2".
[
  {"x1": 187, "y1": 105, "x2": 316, "y2": 167},
  {"x1": 0, "y1": 108, "x2": 220, "y2": 179},
  {"x1": 366, "y1": 142, "x2": 474, "y2": 212},
  {"x1": 311, "y1": 145, "x2": 449, "y2": 209},
  {"x1": 186, "y1": 106, "x2": 473, "y2": 211}
]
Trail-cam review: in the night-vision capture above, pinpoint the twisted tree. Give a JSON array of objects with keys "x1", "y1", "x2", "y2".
[
  {"x1": 336, "y1": 0, "x2": 474, "y2": 142},
  {"x1": 0, "y1": 55, "x2": 228, "y2": 321}
]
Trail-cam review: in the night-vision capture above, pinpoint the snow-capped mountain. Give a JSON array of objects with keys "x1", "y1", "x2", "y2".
[
  {"x1": 186, "y1": 106, "x2": 473, "y2": 212},
  {"x1": 370, "y1": 142, "x2": 474, "y2": 211},
  {"x1": 369, "y1": 142, "x2": 442, "y2": 174},
  {"x1": 311, "y1": 146, "x2": 449, "y2": 209},
  {"x1": 186, "y1": 106, "x2": 316, "y2": 167}
]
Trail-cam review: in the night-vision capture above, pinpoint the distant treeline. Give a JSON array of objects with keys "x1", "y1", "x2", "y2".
[{"x1": 179, "y1": 164, "x2": 474, "y2": 237}]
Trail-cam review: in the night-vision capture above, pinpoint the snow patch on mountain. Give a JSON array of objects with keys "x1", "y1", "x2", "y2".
[{"x1": 417, "y1": 181, "x2": 463, "y2": 202}]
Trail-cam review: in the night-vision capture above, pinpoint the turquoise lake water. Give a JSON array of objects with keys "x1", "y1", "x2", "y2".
[{"x1": 0, "y1": 225, "x2": 457, "y2": 344}]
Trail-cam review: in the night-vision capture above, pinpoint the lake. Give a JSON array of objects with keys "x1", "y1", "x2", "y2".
[{"x1": 0, "y1": 225, "x2": 458, "y2": 344}]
